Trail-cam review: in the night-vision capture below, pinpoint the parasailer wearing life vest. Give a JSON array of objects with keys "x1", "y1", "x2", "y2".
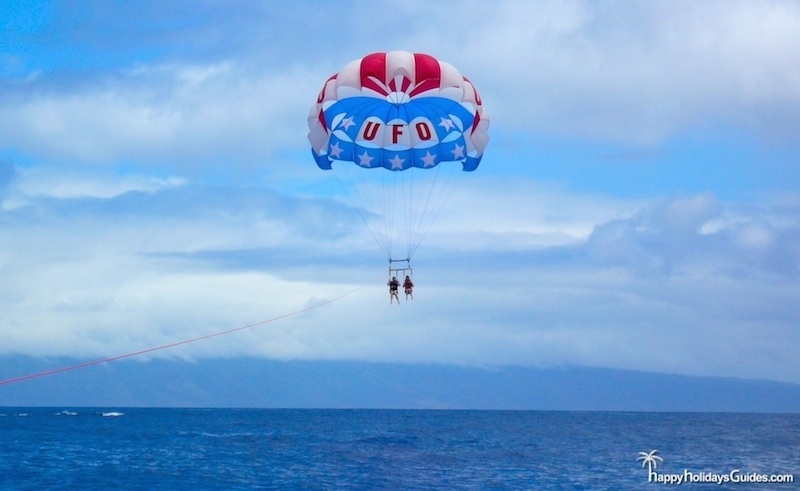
[
  {"x1": 403, "y1": 275, "x2": 414, "y2": 300},
  {"x1": 388, "y1": 276, "x2": 400, "y2": 304}
]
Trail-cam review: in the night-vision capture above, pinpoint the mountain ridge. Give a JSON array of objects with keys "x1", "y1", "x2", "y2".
[{"x1": 1, "y1": 356, "x2": 798, "y2": 412}]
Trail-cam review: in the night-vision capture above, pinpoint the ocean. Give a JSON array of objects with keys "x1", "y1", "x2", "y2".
[{"x1": 1, "y1": 409, "x2": 797, "y2": 490}]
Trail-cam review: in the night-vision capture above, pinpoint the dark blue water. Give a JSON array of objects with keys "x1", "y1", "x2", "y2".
[{"x1": 1, "y1": 409, "x2": 797, "y2": 490}]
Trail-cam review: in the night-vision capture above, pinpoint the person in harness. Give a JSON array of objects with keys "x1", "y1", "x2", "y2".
[
  {"x1": 387, "y1": 276, "x2": 400, "y2": 304},
  {"x1": 403, "y1": 275, "x2": 414, "y2": 300}
]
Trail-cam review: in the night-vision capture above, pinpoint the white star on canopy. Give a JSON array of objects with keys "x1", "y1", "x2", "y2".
[
  {"x1": 389, "y1": 154, "x2": 406, "y2": 170},
  {"x1": 340, "y1": 116, "x2": 356, "y2": 131},
  {"x1": 329, "y1": 142, "x2": 343, "y2": 159},
  {"x1": 450, "y1": 143, "x2": 465, "y2": 159},
  {"x1": 358, "y1": 151, "x2": 374, "y2": 167},
  {"x1": 439, "y1": 117, "x2": 455, "y2": 131},
  {"x1": 421, "y1": 151, "x2": 437, "y2": 167}
]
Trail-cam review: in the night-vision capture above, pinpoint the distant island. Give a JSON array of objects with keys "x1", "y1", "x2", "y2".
[{"x1": 2, "y1": 356, "x2": 799, "y2": 412}]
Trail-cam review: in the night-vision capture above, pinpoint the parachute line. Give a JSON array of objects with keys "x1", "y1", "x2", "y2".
[
  {"x1": 329, "y1": 162, "x2": 465, "y2": 263},
  {"x1": 331, "y1": 165, "x2": 391, "y2": 259},
  {"x1": 407, "y1": 166, "x2": 464, "y2": 259}
]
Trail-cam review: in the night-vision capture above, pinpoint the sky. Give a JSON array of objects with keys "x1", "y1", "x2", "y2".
[{"x1": 1, "y1": 0, "x2": 799, "y2": 385}]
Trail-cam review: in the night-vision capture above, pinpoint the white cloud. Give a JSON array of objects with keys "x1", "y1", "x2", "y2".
[
  {"x1": 1, "y1": 168, "x2": 797, "y2": 382},
  {"x1": 16, "y1": 167, "x2": 186, "y2": 200},
  {"x1": 411, "y1": 0, "x2": 800, "y2": 144},
  {"x1": 0, "y1": 61, "x2": 319, "y2": 168}
]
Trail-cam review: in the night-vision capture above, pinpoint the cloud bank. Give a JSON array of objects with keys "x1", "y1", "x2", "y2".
[{"x1": 1, "y1": 165, "x2": 797, "y2": 382}]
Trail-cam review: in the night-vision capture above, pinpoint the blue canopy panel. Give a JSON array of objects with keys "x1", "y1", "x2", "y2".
[{"x1": 313, "y1": 97, "x2": 482, "y2": 172}]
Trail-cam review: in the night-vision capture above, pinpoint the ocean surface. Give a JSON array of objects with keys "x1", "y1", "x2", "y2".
[{"x1": 0, "y1": 409, "x2": 797, "y2": 490}]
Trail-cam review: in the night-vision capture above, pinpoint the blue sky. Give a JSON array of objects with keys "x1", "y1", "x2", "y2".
[{"x1": 1, "y1": 0, "x2": 799, "y2": 384}]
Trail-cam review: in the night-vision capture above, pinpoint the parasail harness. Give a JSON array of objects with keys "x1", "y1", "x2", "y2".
[{"x1": 388, "y1": 257, "x2": 412, "y2": 280}]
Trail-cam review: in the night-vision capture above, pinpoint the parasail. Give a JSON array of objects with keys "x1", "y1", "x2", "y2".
[{"x1": 307, "y1": 51, "x2": 489, "y2": 275}]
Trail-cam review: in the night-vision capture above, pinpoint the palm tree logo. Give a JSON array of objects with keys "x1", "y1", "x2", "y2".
[{"x1": 637, "y1": 449, "x2": 664, "y2": 473}]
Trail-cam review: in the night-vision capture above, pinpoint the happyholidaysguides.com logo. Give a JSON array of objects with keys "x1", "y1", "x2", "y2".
[{"x1": 637, "y1": 450, "x2": 795, "y2": 485}]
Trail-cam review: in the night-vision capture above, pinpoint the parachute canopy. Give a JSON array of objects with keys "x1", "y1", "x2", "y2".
[
  {"x1": 308, "y1": 51, "x2": 489, "y2": 172},
  {"x1": 307, "y1": 52, "x2": 489, "y2": 263}
]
